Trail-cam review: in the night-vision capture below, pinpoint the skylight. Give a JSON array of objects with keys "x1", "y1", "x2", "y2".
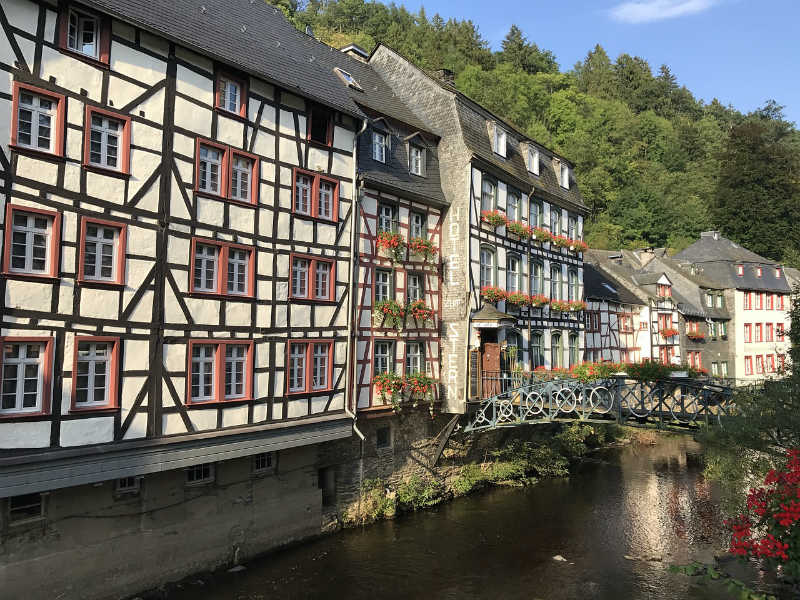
[
  {"x1": 334, "y1": 67, "x2": 362, "y2": 91},
  {"x1": 602, "y1": 283, "x2": 617, "y2": 293}
]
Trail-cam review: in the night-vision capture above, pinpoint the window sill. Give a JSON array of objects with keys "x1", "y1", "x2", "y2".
[
  {"x1": 0, "y1": 410, "x2": 49, "y2": 420},
  {"x1": 2, "y1": 272, "x2": 59, "y2": 283},
  {"x1": 9, "y1": 145, "x2": 65, "y2": 162},
  {"x1": 69, "y1": 405, "x2": 118, "y2": 414},
  {"x1": 288, "y1": 296, "x2": 336, "y2": 304},
  {"x1": 186, "y1": 291, "x2": 255, "y2": 301},
  {"x1": 286, "y1": 388, "x2": 334, "y2": 397},
  {"x1": 213, "y1": 106, "x2": 248, "y2": 122},
  {"x1": 186, "y1": 397, "x2": 254, "y2": 407},
  {"x1": 58, "y1": 47, "x2": 110, "y2": 69},
  {"x1": 83, "y1": 164, "x2": 131, "y2": 179},
  {"x1": 77, "y1": 279, "x2": 126, "y2": 289},
  {"x1": 291, "y1": 211, "x2": 338, "y2": 224},
  {"x1": 194, "y1": 190, "x2": 258, "y2": 208},
  {"x1": 306, "y1": 139, "x2": 333, "y2": 150}
]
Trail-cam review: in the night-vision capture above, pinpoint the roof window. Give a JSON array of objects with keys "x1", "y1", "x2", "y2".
[{"x1": 334, "y1": 67, "x2": 362, "y2": 91}]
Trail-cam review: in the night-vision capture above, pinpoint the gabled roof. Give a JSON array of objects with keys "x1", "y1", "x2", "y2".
[{"x1": 583, "y1": 263, "x2": 644, "y2": 306}]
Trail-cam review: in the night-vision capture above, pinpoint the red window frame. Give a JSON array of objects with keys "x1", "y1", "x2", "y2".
[
  {"x1": 188, "y1": 237, "x2": 255, "y2": 297},
  {"x1": 639, "y1": 321, "x2": 648, "y2": 330},
  {"x1": 291, "y1": 168, "x2": 339, "y2": 222},
  {"x1": 306, "y1": 105, "x2": 334, "y2": 146},
  {"x1": 766, "y1": 294, "x2": 773, "y2": 310},
  {"x1": 0, "y1": 336, "x2": 54, "y2": 419},
  {"x1": 70, "y1": 335, "x2": 120, "y2": 412},
  {"x1": 194, "y1": 139, "x2": 260, "y2": 206},
  {"x1": 744, "y1": 323, "x2": 752, "y2": 343},
  {"x1": 755, "y1": 323, "x2": 762, "y2": 343},
  {"x1": 777, "y1": 323, "x2": 785, "y2": 341},
  {"x1": 10, "y1": 82, "x2": 66, "y2": 158},
  {"x1": 744, "y1": 292, "x2": 752, "y2": 310},
  {"x1": 736, "y1": 265, "x2": 744, "y2": 276},
  {"x1": 744, "y1": 356, "x2": 753, "y2": 375},
  {"x1": 766, "y1": 354, "x2": 776, "y2": 373},
  {"x1": 289, "y1": 253, "x2": 336, "y2": 302},
  {"x1": 778, "y1": 294, "x2": 785, "y2": 310},
  {"x1": 766, "y1": 323, "x2": 774, "y2": 342},
  {"x1": 755, "y1": 355, "x2": 764, "y2": 374},
  {"x1": 215, "y1": 71, "x2": 248, "y2": 118},
  {"x1": 756, "y1": 293, "x2": 763, "y2": 310},
  {"x1": 58, "y1": 4, "x2": 111, "y2": 65},
  {"x1": 77, "y1": 216, "x2": 127, "y2": 285},
  {"x1": 83, "y1": 105, "x2": 132, "y2": 175},
  {"x1": 756, "y1": 267, "x2": 762, "y2": 278},
  {"x1": 185, "y1": 339, "x2": 254, "y2": 405},
  {"x1": 2, "y1": 204, "x2": 62, "y2": 279},
  {"x1": 657, "y1": 284, "x2": 671, "y2": 298},
  {"x1": 286, "y1": 339, "x2": 334, "y2": 395}
]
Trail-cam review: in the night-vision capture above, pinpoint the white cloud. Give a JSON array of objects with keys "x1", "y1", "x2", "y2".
[{"x1": 609, "y1": 0, "x2": 719, "y2": 24}]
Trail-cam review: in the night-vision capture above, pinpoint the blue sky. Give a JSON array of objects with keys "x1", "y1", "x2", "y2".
[{"x1": 401, "y1": 0, "x2": 800, "y2": 124}]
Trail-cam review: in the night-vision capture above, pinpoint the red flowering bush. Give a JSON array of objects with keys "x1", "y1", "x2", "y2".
[
  {"x1": 550, "y1": 299, "x2": 571, "y2": 312},
  {"x1": 506, "y1": 291, "x2": 529, "y2": 308},
  {"x1": 408, "y1": 237, "x2": 437, "y2": 262},
  {"x1": 725, "y1": 449, "x2": 800, "y2": 578},
  {"x1": 687, "y1": 331, "x2": 706, "y2": 341},
  {"x1": 530, "y1": 227, "x2": 552, "y2": 243},
  {"x1": 551, "y1": 235, "x2": 573, "y2": 249},
  {"x1": 568, "y1": 300, "x2": 587, "y2": 312},
  {"x1": 529, "y1": 294, "x2": 550, "y2": 307},
  {"x1": 406, "y1": 299, "x2": 434, "y2": 325},
  {"x1": 570, "y1": 239, "x2": 589, "y2": 253},
  {"x1": 660, "y1": 327, "x2": 679, "y2": 338},
  {"x1": 480, "y1": 286, "x2": 507, "y2": 303},
  {"x1": 372, "y1": 299, "x2": 406, "y2": 330},
  {"x1": 506, "y1": 220, "x2": 531, "y2": 239},
  {"x1": 403, "y1": 372, "x2": 438, "y2": 416},
  {"x1": 376, "y1": 230, "x2": 405, "y2": 262},
  {"x1": 481, "y1": 210, "x2": 508, "y2": 229},
  {"x1": 373, "y1": 372, "x2": 404, "y2": 406}
]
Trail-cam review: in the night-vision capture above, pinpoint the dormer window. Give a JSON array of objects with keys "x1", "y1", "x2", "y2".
[
  {"x1": 657, "y1": 284, "x2": 671, "y2": 298},
  {"x1": 409, "y1": 144, "x2": 425, "y2": 176},
  {"x1": 308, "y1": 105, "x2": 333, "y2": 146},
  {"x1": 216, "y1": 73, "x2": 247, "y2": 117},
  {"x1": 372, "y1": 130, "x2": 387, "y2": 163},
  {"x1": 560, "y1": 163, "x2": 570, "y2": 189},
  {"x1": 775, "y1": 268, "x2": 781, "y2": 278},
  {"x1": 493, "y1": 125, "x2": 507, "y2": 158},
  {"x1": 333, "y1": 67, "x2": 363, "y2": 91},
  {"x1": 59, "y1": 5, "x2": 110, "y2": 64},
  {"x1": 737, "y1": 264, "x2": 744, "y2": 276},
  {"x1": 756, "y1": 267, "x2": 762, "y2": 278},
  {"x1": 528, "y1": 147, "x2": 540, "y2": 175}
]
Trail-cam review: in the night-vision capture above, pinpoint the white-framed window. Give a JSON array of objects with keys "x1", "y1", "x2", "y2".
[
  {"x1": 507, "y1": 255, "x2": 520, "y2": 293},
  {"x1": 480, "y1": 247, "x2": 495, "y2": 288},
  {"x1": 706, "y1": 292, "x2": 713, "y2": 308},
  {"x1": 551, "y1": 265, "x2": 562, "y2": 300},
  {"x1": 294, "y1": 173, "x2": 312, "y2": 214},
  {"x1": 507, "y1": 193, "x2": 519, "y2": 222},
  {"x1": 190, "y1": 344, "x2": 215, "y2": 402},
  {"x1": 406, "y1": 342, "x2": 425, "y2": 374},
  {"x1": 67, "y1": 8, "x2": 99, "y2": 58},
  {"x1": 569, "y1": 334, "x2": 579, "y2": 367},
  {"x1": 230, "y1": 155, "x2": 252, "y2": 202},
  {"x1": 314, "y1": 261, "x2": 331, "y2": 299},
  {"x1": 219, "y1": 77, "x2": 241, "y2": 114},
  {"x1": 185, "y1": 463, "x2": 214, "y2": 486},
  {"x1": 530, "y1": 200, "x2": 543, "y2": 228},
  {"x1": 407, "y1": 273, "x2": 423, "y2": 302},
  {"x1": 409, "y1": 144, "x2": 425, "y2": 176},
  {"x1": 198, "y1": 145, "x2": 223, "y2": 194},
  {"x1": 88, "y1": 113, "x2": 121, "y2": 170},
  {"x1": 10, "y1": 211, "x2": 52, "y2": 275},
  {"x1": 550, "y1": 207, "x2": 561, "y2": 236},
  {"x1": 551, "y1": 333, "x2": 563, "y2": 368},
  {"x1": 83, "y1": 223, "x2": 119, "y2": 282},
  {"x1": 530, "y1": 331, "x2": 545, "y2": 368},
  {"x1": 289, "y1": 344, "x2": 306, "y2": 392},
  {"x1": 318, "y1": 180, "x2": 334, "y2": 220},
  {"x1": 115, "y1": 477, "x2": 140, "y2": 495},
  {"x1": 226, "y1": 248, "x2": 250, "y2": 295},
  {"x1": 1, "y1": 343, "x2": 44, "y2": 414},
  {"x1": 721, "y1": 361, "x2": 728, "y2": 377},
  {"x1": 568, "y1": 216, "x2": 577, "y2": 240},
  {"x1": 775, "y1": 268, "x2": 781, "y2": 278},
  {"x1": 377, "y1": 204, "x2": 396, "y2": 233},
  {"x1": 253, "y1": 452, "x2": 275, "y2": 474},
  {"x1": 312, "y1": 343, "x2": 329, "y2": 391},
  {"x1": 224, "y1": 345, "x2": 247, "y2": 400},
  {"x1": 373, "y1": 130, "x2": 387, "y2": 163},
  {"x1": 193, "y1": 244, "x2": 219, "y2": 292},
  {"x1": 481, "y1": 179, "x2": 496, "y2": 212},
  {"x1": 493, "y1": 125, "x2": 507, "y2": 157},
  {"x1": 374, "y1": 341, "x2": 393, "y2": 374},
  {"x1": 737, "y1": 264, "x2": 744, "y2": 276},
  {"x1": 530, "y1": 261, "x2": 544, "y2": 295},
  {"x1": 17, "y1": 89, "x2": 57, "y2": 153},
  {"x1": 291, "y1": 257, "x2": 309, "y2": 298},
  {"x1": 375, "y1": 269, "x2": 392, "y2": 302},
  {"x1": 74, "y1": 341, "x2": 109, "y2": 406},
  {"x1": 568, "y1": 268, "x2": 579, "y2": 301},
  {"x1": 410, "y1": 211, "x2": 426, "y2": 239},
  {"x1": 528, "y1": 147, "x2": 540, "y2": 174},
  {"x1": 716, "y1": 294, "x2": 724, "y2": 309},
  {"x1": 756, "y1": 267, "x2": 763, "y2": 278},
  {"x1": 560, "y1": 163, "x2": 570, "y2": 189}
]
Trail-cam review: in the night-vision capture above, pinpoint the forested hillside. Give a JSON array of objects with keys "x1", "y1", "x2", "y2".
[{"x1": 277, "y1": 0, "x2": 800, "y2": 264}]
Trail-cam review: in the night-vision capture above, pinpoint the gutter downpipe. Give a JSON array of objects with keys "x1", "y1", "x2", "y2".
[{"x1": 345, "y1": 117, "x2": 369, "y2": 442}]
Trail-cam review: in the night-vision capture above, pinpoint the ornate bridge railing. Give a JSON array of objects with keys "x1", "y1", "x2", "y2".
[{"x1": 464, "y1": 377, "x2": 734, "y2": 432}]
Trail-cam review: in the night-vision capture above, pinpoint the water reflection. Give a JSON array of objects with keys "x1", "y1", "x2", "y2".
[{"x1": 163, "y1": 436, "x2": 739, "y2": 600}]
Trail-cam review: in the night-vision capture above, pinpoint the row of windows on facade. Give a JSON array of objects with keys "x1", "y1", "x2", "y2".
[
  {"x1": 480, "y1": 183, "x2": 579, "y2": 237},
  {"x1": 479, "y1": 249, "x2": 580, "y2": 300},
  {"x1": 744, "y1": 354, "x2": 785, "y2": 376},
  {"x1": 375, "y1": 204, "x2": 429, "y2": 238},
  {"x1": 491, "y1": 124, "x2": 571, "y2": 190},
  {"x1": 686, "y1": 320, "x2": 730, "y2": 338},
  {"x1": 585, "y1": 312, "x2": 649, "y2": 333},
  {"x1": 0, "y1": 338, "x2": 333, "y2": 416},
  {"x1": 469, "y1": 333, "x2": 582, "y2": 372},
  {"x1": 3, "y1": 453, "x2": 276, "y2": 527},
  {"x1": 4, "y1": 206, "x2": 343, "y2": 302},
  {"x1": 743, "y1": 292, "x2": 787, "y2": 311},
  {"x1": 743, "y1": 322, "x2": 786, "y2": 343},
  {"x1": 371, "y1": 130, "x2": 426, "y2": 177},
  {"x1": 737, "y1": 264, "x2": 783, "y2": 279}
]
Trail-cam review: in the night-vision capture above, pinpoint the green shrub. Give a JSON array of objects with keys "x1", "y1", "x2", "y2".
[{"x1": 395, "y1": 475, "x2": 444, "y2": 511}]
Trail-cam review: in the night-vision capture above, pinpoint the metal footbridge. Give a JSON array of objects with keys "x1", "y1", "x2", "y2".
[{"x1": 464, "y1": 376, "x2": 735, "y2": 432}]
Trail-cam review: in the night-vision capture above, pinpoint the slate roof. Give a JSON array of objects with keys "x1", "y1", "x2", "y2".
[
  {"x1": 583, "y1": 250, "x2": 650, "y2": 304},
  {"x1": 642, "y1": 255, "x2": 730, "y2": 320},
  {"x1": 472, "y1": 304, "x2": 517, "y2": 324},
  {"x1": 583, "y1": 263, "x2": 644, "y2": 306},
  {"x1": 785, "y1": 267, "x2": 800, "y2": 290},
  {"x1": 85, "y1": 0, "x2": 428, "y2": 130},
  {"x1": 674, "y1": 233, "x2": 791, "y2": 292}
]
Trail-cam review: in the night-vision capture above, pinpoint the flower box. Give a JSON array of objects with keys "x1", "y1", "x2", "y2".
[
  {"x1": 530, "y1": 227, "x2": 552, "y2": 243},
  {"x1": 660, "y1": 327, "x2": 679, "y2": 338},
  {"x1": 551, "y1": 235, "x2": 572, "y2": 249},
  {"x1": 372, "y1": 299, "x2": 406, "y2": 330},
  {"x1": 373, "y1": 372, "x2": 404, "y2": 408},
  {"x1": 686, "y1": 331, "x2": 706, "y2": 341},
  {"x1": 506, "y1": 291, "x2": 529, "y2": 308},
  {"x1": 406, "y1": 299, "x2": 435, "y2": 325},
  {"x1": 408, "y1": 237, "x2": 437, "y2": 262},
  {"x1": 506, "y1": 220, "x2": 531, "y2": 240},
  {"x1": 481, "y1": 210, "x2": 507, "y2": 229},
  {"x1": 480, "y1": 286, "x2": 507, "y2": 303},
  {"x1": 570, "y1": 240, "x2": 589, "y2": 253},
  {"x1": 528, "y1": 294, "x2": 549, "y2": 308},
  {"x1": 376, "y1": 230, "x2": 406, "y2": 262},
  {"x1": 568, "y1": 300, "x2": 587, "y2": 312},
  {"x1": 550, "y1": 299, "x2": 571, "y2": 312}
]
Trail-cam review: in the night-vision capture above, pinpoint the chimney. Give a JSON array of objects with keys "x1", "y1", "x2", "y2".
[
  {"x1": 700, "y1": 231, "x2": 721, "y2": 240},
  {"x1": 339, "y1": 44, "x2": 369, "y2": 62},
  {"x1": 433, "y1": 68, "x2": 455, "y2": 86}
]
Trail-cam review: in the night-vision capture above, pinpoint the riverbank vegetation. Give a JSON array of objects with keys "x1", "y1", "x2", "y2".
[{"x1": 343, "y1": 422, "x2": 626, "y2": 526}]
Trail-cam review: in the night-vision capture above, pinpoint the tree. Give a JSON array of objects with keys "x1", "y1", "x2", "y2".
[{"x1": 499, "y1": 25, "x2": 558, "y2": 75}]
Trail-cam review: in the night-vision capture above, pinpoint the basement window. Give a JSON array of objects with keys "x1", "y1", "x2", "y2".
[
  {"x1": 115, "y1": 476, "x2": 140, "y2": 495},
  {"x1": 376, "y1": 426, "x2": 392, "y2": 449},
  {"x1": 253, "y1": 452, "x2": 276, "y2": 475},
  {"x1": 8, "y1": 493, "x2": 44, "y2": 524},
  {"x1": 185, "y1": 463, "x2": 215, "y2": 486}
]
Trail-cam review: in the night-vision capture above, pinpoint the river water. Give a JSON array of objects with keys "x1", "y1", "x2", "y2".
[{"x1": 167, "y1": 436, "x2": 740, "y2": 600}]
